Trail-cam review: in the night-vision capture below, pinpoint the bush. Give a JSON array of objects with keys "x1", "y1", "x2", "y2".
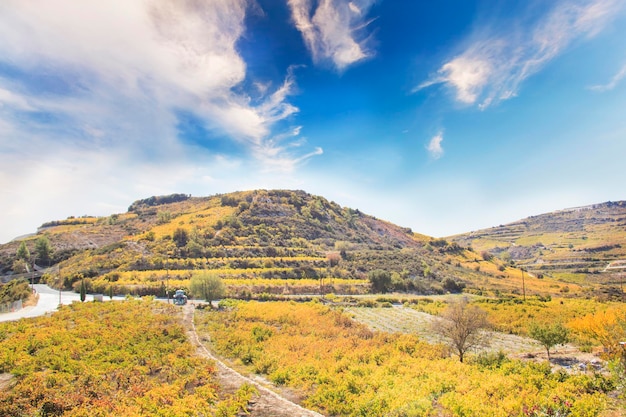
[
  {"x1": 368, "y1": 270, "x2": 392, "y2": 293},
  {"x1": 0, "y1": 279, "x2": 31, "y2": 303},
  {"x1": 481, "y1": 251, "x2": 494, "y2": 261},
  {"x1": 442, "y1": 278, "x2": 465, "y2": 293},
  {"x1": 470, "y1": 351, "x2": 508, "y2": 369}
]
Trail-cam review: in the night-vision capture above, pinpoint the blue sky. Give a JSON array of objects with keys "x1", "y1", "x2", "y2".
[{"x1": 1, "y1": 0, "x2": 625, "y2": 243}]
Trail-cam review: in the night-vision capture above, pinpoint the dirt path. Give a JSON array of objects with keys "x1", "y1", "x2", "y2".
[{"x1": 182, "y1": 304, "x2": 324, "y2": 417}]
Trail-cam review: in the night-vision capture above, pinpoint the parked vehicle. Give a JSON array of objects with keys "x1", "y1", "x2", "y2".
[{"x1": 172, "y1": 289, "x2": 187, "y2": 305}]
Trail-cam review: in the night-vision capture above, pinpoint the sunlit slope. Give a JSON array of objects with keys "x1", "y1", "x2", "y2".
[
  {"x1": 3, "y1": 190, "x2": 615, "y2": 298},
  {"x1": 450, "y1": 201, "x2": 626, "y2": 296}
]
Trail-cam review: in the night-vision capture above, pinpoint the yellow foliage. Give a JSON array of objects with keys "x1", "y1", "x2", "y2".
[
  {"x1": 0, "y1": 301, "x2": 249, "y2": 416},
  {"x1": 196, "y1": 300, "x2": 618, "y2": 416},
  {"x1": 569, "y1": 307, "x2": 626, "y2": 355},
  {"x1": 477, "y1": 297, "x2": 621, "y2": 336},
  {"x1": 149, "y1": 205, "x2": 238, "y2": 239}
]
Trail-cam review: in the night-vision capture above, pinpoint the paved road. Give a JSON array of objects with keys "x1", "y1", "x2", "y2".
[{"x1": 0, "y1": 284, "x2": 104, "y2": 322}]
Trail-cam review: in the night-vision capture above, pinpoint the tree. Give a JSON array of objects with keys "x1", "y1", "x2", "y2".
[
  {"x1": 80, "y1": 278, "x2": 86, "y2": 302},
  {"x1": 172, "y1": 228, "x2": 189, "y2": 247},
  {"x1": 190, "y1": 273, "x2": 225, "y2": 306},
  {"x1": 433, "y1": 298, "x2": 490, "y2": 362},
  {"x1": 368, "y1": 269, "x2": 392, "y2": 293},
  {"x1": 34, "y1": 236, "x2": 52, "y2": 266},
  {"x1": 12, "y1": 259, "x2": 29, "y2": 274},
  {"x1": 528, "y1": 322, "x2": 569, "y2": 360},
  {"x1": 16, "y1": 241, "x2": 30, "y2": 262},
  {"x1": 327, "y1": 252, "x2": 341, "y2": 267}
]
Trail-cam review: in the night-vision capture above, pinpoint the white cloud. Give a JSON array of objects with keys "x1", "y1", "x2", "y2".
[
  {"x1": 417, "y1": 0, "x2": 624, "y2": 108},
  {"x1": 0, "y1": 87, "x2": 35, "y2": 111},
  {"x1": 0, "y1": 0, "x2": 323, "y2": 243},
  {"x1": 588, "y1": 63, "x2": 626, "y2": 92},
  {"x1": 287, "y1": 0, "x2": 376, "y2": 71},
  {"x1": 426, "y1": 132, "x2": 444, "y2": 159},
  {"x1": 0, "y1": 0, "x2": 316, "y2": 163}
]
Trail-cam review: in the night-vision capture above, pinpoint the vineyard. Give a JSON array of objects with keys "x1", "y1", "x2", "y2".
[
  {"x1": 0, "y1": 300, "x2": 254, "y2": 416},
  {"x1": 195, "y1": 300, "x2": 625, "y2": 417},
  {"x1": 452, "y1": 201, "x2": 626, "y2": 288},
  {"x1": 345, "y1": 305, "x2": 542, "y2": 353}
]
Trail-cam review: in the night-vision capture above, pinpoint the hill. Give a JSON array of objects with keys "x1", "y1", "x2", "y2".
[
  {"x1": 449, "y1": 201, "x2": 626, "y2": 300},
  {"x1": 1, "y1": 189, "x2": 544, "y2": 299},
  {"x1": 3, "y1": 190, "x2": 621, "y2": 299}
]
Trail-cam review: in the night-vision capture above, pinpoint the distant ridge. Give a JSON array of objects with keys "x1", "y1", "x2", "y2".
[
  {"x1": 450, "y1": 200, "x2": 626, "y2": 298},
  {"x1": 539, "y1": 201, "x2": 624, "y2": 215}
]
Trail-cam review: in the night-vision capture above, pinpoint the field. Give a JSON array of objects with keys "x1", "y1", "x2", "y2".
[
  {"x1": 0, "y1": 300, "x2": 254, "y2": 416},
  {"x1": 345, "y1": 306, "x2": 542, "y2": 354},
  {"x1": 194, "y1": 299, "x2": 624, "y2": 417}
]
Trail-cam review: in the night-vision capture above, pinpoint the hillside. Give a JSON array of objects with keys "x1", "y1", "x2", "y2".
[
  {"x1": 0, "y1": 189, "x2": 557, "y2": 298},
  {"x1": 450, "y1": 201, "x2": 626, "y2": 299}
]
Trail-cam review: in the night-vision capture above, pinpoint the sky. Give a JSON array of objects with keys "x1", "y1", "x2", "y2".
[{"x1": 1, "y1": 0, "x2": 625, "y2": 244}]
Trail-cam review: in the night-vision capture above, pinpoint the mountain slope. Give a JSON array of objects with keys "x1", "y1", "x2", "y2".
[
  {"x1": 3, "y1": 190, "x2": 615, "y2": 299},
  {"x1": 0, "y1": 190, "x2": 503, "y2": 296},
  {"x1": 449, "y1": 201, "x2": 626, "y2": 298}
]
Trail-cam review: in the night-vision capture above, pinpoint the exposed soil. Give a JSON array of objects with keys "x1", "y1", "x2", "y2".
[
  {"x1": 23, "y1": 293, "x2": 39, "y2": 307},
  {"x1": 0, "y1": 373, "x2": 13, "y2": 392},
  {"x1": 512, "y1": 345, "x2": 607, "y2": 374},
  {"x1": 182, "y1": 304, "x2": 323, "y2": 417}
]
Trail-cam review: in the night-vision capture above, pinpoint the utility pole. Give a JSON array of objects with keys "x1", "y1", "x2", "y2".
[
  {"x1": 521, "y1": 267, "x2": 526, "y2": 302},
  {"x1": 166, "y1": 258, "x2": 170, "y2": 304},
  {"x1": 28, "y1": 260, "x2": 34, "y2": 292}
]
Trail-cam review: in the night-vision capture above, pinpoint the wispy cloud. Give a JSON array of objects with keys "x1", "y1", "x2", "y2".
[
  {"x1": 588, "y1": 63, "x2": 626, "y2": 92},
  {"x1": 287, "y1": 0, "x2": 376, "y2": 71},
  {"x1": 0, "y1": 87, "x2": 36, "y2": 111},
  {"x1": 0, "y1": 0, "x2": 317, "y2": 165},
  {"x1": 426, "y1": 132, "x2": 444, "y2": 159},
  {"x1": 0, "y1": 0, "x2": 322, "y2": 242},
  {"x1": 417, "y1": 0, "x2": 624, "y2": 108}
]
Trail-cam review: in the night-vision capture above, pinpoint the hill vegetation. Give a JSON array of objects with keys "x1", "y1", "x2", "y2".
[
  {"x1": 1, "y1": 192, "x2": 623, "y2": 303},
  {"x1": 450, "y1": 201, "x2": 626, "y2": 300},
  {"x1": 1, "y1": 189, "x2": 553, "y2": 300}
]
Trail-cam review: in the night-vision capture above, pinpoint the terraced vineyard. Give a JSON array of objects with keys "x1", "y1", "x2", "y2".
[
  {"x1": 1, "y1": 191, "x2": 623, "y2": 301},
  {"x1": 1, "y1": 189, "x2": 548, "y2": 300},
  {"x1": 451, "y1": 201, "x2": 626, "y2": 298}
]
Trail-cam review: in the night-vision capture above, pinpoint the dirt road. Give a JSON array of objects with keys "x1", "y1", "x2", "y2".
[{"x1": 182, "y1": 304, "x2": 324, "y2": 417}]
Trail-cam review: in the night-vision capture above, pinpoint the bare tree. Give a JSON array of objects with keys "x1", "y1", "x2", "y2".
[{"x1": 432, "y1": 298, "x2": 490, "y2": 362}]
